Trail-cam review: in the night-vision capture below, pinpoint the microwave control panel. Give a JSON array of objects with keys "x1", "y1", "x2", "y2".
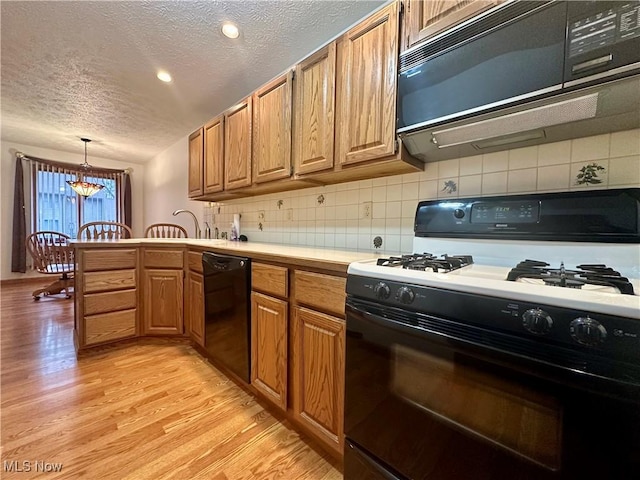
[{"x1": 568, "y1": 1, "x2": 640, "y2": 58}]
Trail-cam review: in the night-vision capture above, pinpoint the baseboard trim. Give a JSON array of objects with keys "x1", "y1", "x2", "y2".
[{"x1": 1, "y1": 276, "x2": 50, "y2": 286}]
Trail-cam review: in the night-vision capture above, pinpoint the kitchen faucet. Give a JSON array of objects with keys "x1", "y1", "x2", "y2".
[{"x1": 172, "y1": 209, "x2": 201, "y2": 239}]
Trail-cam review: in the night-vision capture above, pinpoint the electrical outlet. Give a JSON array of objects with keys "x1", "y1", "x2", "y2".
[
  {"x1": 361, "y1": 201, "x2": 372, "y2": 219},
  {"x1": 286, "y1": 209, "x2": 293, "y2": 221}
]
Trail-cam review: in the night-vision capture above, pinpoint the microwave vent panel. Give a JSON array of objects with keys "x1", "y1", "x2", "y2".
[{"x1": 431, "y1": 93, "x2": 599, "y2": 148}]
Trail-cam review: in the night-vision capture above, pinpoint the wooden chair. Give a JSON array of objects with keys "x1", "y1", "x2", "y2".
[
  {"x1": 77, "y1": 221, "x2": 132, "y2": 240},
  {"x1": 144, "y1": 223, "x2": 188, "y2": 238},
  {"x1": 25, "y1": 231, "x2": 75, "y2": 300}
]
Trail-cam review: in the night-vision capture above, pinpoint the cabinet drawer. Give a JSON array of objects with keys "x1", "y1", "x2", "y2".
[
  {"x1": 294, "y1": 271, "x2": 346, "y2": 317},
  {"x1": 85, "y1": 309, "x2": 136, "y2": 345},
  {"x1": 252, "y1": 263, "x2": 288, "y2": 298},
  {"x1": 143, "y1": 249, "x2": 184, "y2": 269},
  {"x1": 84, "y1": 289, "x2": 137, "y2": 316},
  {"x1": 187, "y1": 251, "x2": 203, "y2": 273},
  {"x1": 84, "y1": 269, "x2": 136, "y2": 293},
  {"x1": 83, "y1": 249, "x2": 137, "y2": 271}
]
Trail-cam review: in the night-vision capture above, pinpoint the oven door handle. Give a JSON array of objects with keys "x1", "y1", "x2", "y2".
[{"x1": 347, "y1": 299, "x2": 640, "y2": 399}]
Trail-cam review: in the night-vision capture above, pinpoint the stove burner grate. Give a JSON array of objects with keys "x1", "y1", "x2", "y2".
[
  {"x1": 507, "y1": 259, "x2": 635, "y2": 295},
  {"x1": 376, "y1": 253, "x2": 474, "y2": 272}
]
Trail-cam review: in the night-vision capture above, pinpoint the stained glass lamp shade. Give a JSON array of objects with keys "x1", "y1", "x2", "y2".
[{"x1": 66, "y1": 138, "x2": 104, "y2": 197}]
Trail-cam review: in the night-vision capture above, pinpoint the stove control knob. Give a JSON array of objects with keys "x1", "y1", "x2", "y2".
[
  {"x1": 373, "y1": 282, "x2": 391, "y2": 300},
  {"x1": 522, "y1": 308, "x2": 553, "y2": 335},
  {"x1": 570, "y1": 317, "x2": 607, "y2": 346},
  {"x1": 397, "y1": 286, "x2": 415, "y2": 304}
]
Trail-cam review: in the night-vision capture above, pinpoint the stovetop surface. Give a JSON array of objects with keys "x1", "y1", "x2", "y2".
[
  {"x1": 373, "y1": 253, "x2": 636, "y2": 294},
  {"x1": 348, "y1": 255, "x2": 640, "y2": 319}
]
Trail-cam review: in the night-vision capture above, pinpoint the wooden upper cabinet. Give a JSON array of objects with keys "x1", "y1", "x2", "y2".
[
  {"x1": 253, "y1": 72, "x2": 293, "y2": 183},
  {"x1": 293, "y1": 43, "x2": 336, "y2": 175},
  {"x1": 224, "y1": 97, "x2": 253, "y2": 190},
  {"x1": 203, "y1": 115, "x2": 224, "y2": 194},
  {"x1": 188, "y1": 128, "x2": 204, "y2": 197},
  {"x1": 403, "y1": 0, "x2": 501, "y2": 50},
  {"x1": 336, "y1": 2, "x2": 399, "y2": 167}
]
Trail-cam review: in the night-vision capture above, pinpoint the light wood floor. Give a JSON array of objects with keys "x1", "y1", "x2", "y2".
[{"x1": 0, "y1": 282, "x2": 342, "y2": 479}]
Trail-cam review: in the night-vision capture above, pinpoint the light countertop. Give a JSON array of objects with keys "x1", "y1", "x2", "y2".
[{"x1": 70, "y1": 238, "x2": 382, "y2": 272}]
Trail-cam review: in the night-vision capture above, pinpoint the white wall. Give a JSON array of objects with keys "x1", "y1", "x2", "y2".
[
  {"x1": 142, "y1": 135, "x2": 205, "y2": 238},
  {"x1": 0, "y1": 140, "x2": 145, "y2": 280}
]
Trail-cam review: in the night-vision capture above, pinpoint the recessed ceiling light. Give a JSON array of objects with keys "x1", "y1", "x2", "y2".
[
  {"x1": 222, "y1": 23, "x2": 239, "y2": 39},
  {"x1": 157, "y1": 71, "x2": 172, "y2": 83}
]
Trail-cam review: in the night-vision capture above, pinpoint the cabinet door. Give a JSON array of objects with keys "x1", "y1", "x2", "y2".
[
  {"x1": 251, "y1": 292, "x2": 288, "y2": 410},
  {"x1": 224, "y1": 97, "x2": 253, "y2": 190},
  {"x1": 186, "y1": 271, "x2": 205, "y2": 346},
  {"x1": 188, "y1": 128, "x2": 204, "y2": 197},
  {"x1": 336, "y1": 2, "x2": 398, "y2": 166},
  {"x1": 143, "y1": 269, "x2": 184, "y2": 335},
  {"x1": 404, "y1": 0, "x2": 499, "y2": 50},
  {"x1": 293, "y1": 43, "x2": 336, "y2": 175},
  {"x1": 292, "y1": 306, "x2": 345, "y2": 454},
  {"x1": 253, "y1": 72, "x2": 293, "y2": 183},
  {"x1": 204, "y1": 115, "x2": 224, "y2": 194}
]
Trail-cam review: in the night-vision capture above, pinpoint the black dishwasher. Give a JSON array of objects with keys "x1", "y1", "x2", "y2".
[{"x1": 202, "y1": 252, "x2": 251, "y2": 383}]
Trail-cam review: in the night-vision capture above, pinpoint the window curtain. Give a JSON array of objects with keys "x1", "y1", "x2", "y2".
[
  {"x1": 124, "y1": 172, "x2": 132, "y2": 229},
  {"x1": 11, "y1": 156, "x2": 26, "y2": 273}
]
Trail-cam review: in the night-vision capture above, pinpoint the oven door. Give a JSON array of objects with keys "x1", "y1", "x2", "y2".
[{"x1": 344, "y1": 298, "x2": 640, "y2": 480}]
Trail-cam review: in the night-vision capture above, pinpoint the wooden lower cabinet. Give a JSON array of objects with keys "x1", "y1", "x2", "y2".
[
  {"x1": 75, "y1": 247, "x2": 139, "y2": 350},
  {"x1": 251, "y1": 292, "x2": 288, "y2": 410},
  {"x1": 186, "y1": 271, "x2": 205, "y2": 346},
  {"x1": 143, "y1": 269, "x2": 184, "y2": 335},
  {"x1": 292, "y1": 306, "x2": 345, "y2": 455}
]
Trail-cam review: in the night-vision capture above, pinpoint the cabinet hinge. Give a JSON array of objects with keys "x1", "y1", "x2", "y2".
[{"x1": 291, "y1": 70, "x2": 296, "y2": 81}]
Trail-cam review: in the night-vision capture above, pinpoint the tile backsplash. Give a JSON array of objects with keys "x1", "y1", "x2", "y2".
[{"x1": 205, "y1": 129, "x2": 640, "y2": 254}]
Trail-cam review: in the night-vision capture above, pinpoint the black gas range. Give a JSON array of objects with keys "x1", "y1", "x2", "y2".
[{"x1": 344, "y1": 189, "x2": 640, "y2": 480}]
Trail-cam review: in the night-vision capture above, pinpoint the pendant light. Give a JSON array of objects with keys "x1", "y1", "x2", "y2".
[{"x1": 66, "y1": 138, "x2": 104, "y2": 197}]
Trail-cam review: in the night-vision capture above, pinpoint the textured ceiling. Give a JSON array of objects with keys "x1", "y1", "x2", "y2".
[{"x1": 1, "y1": 0, "x2": 385, "y2": 163}]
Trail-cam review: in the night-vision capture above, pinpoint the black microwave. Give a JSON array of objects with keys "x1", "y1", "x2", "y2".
[{"x1": 397, "y1": 0, "x2": 640, "y2": 134}]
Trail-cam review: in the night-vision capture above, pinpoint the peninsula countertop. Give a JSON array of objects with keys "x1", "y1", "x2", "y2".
[{"x1": 70, "y1": 238, "x2": 382, "y2": 273}]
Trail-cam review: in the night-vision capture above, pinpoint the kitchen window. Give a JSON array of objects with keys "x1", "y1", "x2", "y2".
[{"x1": 31, "y1": 161, "x2": 125, "y2": 238}]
